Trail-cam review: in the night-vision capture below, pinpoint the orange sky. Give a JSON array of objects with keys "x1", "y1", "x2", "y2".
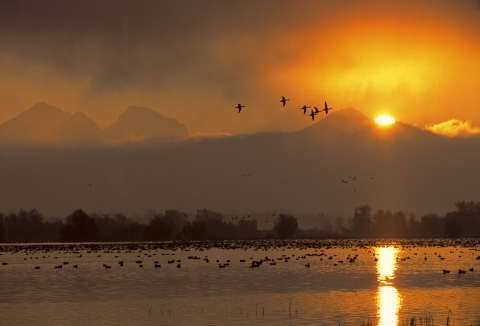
[{"x1": 1, "y1": 0, "x2": 479, "y2": 137}]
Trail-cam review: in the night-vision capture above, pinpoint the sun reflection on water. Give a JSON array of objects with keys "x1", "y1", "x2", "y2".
[{"x1": 375, "y1": 247, "x2": 401, "y2": 326}]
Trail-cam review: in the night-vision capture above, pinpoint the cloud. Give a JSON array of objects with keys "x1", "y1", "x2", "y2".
[
  {"x1": 1, "y1": 1, "x2": 480, "y2": 136},
  {"x1": 184, "y1": 132, "x2": 233, "y2": 141},
  {"x1": 426, "y1": 119, "x2": 480, "y2": 137}
]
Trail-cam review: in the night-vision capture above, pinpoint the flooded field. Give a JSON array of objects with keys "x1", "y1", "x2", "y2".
[{"x1": 1, "y1": 238, "x2": 480, "y2": 325}]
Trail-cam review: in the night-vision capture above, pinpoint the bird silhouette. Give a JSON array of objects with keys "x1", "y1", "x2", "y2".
[
  {"x1": 236, "y1": 104, "x2": 245, "y2": 113},
  {"x1": 300, "y1": 105, "x2": 310, "y2": 114},
  {"x1": 313, "y1": 107, "x2": 320, "y2": 114},
  {"x1": 280, "y1": 96, "x2": 290, "y2": 107},
  {"x1": 322, "y1": 101, "x2": 333, "y2": 114},
  {"x1": 309, "y1": 110, "x2": 317, "y2": 121}
]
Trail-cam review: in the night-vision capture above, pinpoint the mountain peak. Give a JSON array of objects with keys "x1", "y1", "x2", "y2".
[
  {"x1": 0, "y1": 102, "x2": 102, "y2": 145},
  {"x1": 103, "y1": 106, "x2": 188, "y2": 143},
  {"x1": 298, "y1": 108, "x2": 374, "y2": 137}
]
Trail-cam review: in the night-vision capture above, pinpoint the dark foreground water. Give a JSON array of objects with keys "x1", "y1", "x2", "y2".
[{"x1": 1, "y1": 239, "x2": 480, "y2": 325}]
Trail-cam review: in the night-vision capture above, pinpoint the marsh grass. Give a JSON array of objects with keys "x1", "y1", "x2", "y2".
[
  {"x1": 357, "y1": 316, "x2": 453, "y2": 326},
  {"x1": 401, "y1": 316, "x2": 435, "y2": 326}
]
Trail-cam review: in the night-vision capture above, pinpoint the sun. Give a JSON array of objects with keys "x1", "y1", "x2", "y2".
[{"x1": 375, "y1": 115, "x2": 395, "y2": 126}]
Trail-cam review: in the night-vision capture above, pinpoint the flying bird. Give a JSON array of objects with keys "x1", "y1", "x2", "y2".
[
  {"x1": 314, "y1": 107, "x2": 320, "y2": 114},
  {"x1": 236, "y1": 104, "x2": 245, "y2": 113},
  {"x1": 280, "y1": 96, "x2": 290, "y2": 107},
  {"x1": 322, "y1": 101, "x2": 333, "y2": 114},
  {"x1": 300, "y1": 105, "x2": 310, "y2": 114},
  {"x1": 309, "y1": 110, "x2": 317, "y2": 121}
]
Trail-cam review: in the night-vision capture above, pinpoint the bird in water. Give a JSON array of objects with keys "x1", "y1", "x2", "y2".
[
  {"x1": 280, "y1": 96, "x2": 290, "y2": 107},
  {"x1": 300, "y1": 105, "x2": 310, "y2": 114},
  {"x1": 309, "y1": 110, "x2": 317, "y2": 121},
  {"x1": 236, "y1": 104, "x2": 245, "y2": 113}
]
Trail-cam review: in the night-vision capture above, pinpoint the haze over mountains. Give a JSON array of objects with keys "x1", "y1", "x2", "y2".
[
  {"x1": 0, "y1": 105, "x2": 479, "y2": 221},
  {"x1": 0, "y1": 103, "x2": 188, "y2": 145}
]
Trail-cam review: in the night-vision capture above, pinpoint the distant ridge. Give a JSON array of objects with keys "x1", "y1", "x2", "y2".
[
  {"x1": 0, "y1": 102, "x2": 102, "y2": 145},
  {"x1": 296, "y1": 107, "x2": 435, "y2": 145},
  {"x1": 0, "y1": 103, "x2": 188, "y2": 146},
  {"x1": 103, "y1": 106, "x2": 188, "y2": 144},
  {"x1": 1, "y1": 105, "x2": 480, "y2": 218}
]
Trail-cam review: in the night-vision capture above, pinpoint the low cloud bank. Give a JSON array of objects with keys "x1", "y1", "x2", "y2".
[{"x1": 426, "y1": 119, "x2": 480, "y2": 137}]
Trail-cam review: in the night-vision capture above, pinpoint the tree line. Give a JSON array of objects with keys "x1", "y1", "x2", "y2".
[
  {"x1": 0, "y1": 208, "x2": 299, "y2": 243},
  {"x1": 0, "y1": 201, "x2": 479, "y2": 243},
  {"x1": 347, "y1": 201, "x2": 480, "y2": 238}
]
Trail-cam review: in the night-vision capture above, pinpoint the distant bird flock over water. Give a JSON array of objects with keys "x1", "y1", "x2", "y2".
[
  {"x1": 1, "y1": 240, "x2": 478, "y2": 277},
  {"x1": 236, "y1": 96, "x2": 333, "y2": 121}
]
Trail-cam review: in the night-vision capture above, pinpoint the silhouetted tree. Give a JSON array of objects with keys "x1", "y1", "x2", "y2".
[
  {"x1": 195, "y1": 209, "x2": 236, "y2": 239},
  {"x1": 181, "y1": 220, "x2": 206, "y2": 240},
  {"x1": 236, "y1": 219, "x2": 260, "y2": 239},
  {"x1": 419, "y1": 213, "x2": 443, "y2": 237},
  {"x1": 273, "y1": 214, "x2": 298, "y2": 239},
  {"x1": 143, "y1": 216, "x2": 172, "y2": 241},
  {"x1": 1, "y1": 209, "x2": 57, "y2": 242},
  {"x1": 60, "y1": 209, "x2": 98, "y2": 242},
  {"x1": 0, "y1": 215, "x2": 4, "y2": 243},
  {"x1": 444, "y1": 216, "x2": 463, "y2": 238},
  {"x1": 373, "y1": 210, "x2": 407, "y2": 237},
  {"x1": 406, "y1": 214, "x2": 420, "y2": 237},
  {"x1": 445, "y1": 201, "x2": 480, "y2": 236},
  {"x1": 351, "y1": 204, "x2": 373, "y2": 236},
  {"x1": 92, "y1": 213, "x2": 144, "y2": 241},
  {"x1": 159, "y1": 210, "x2": 189, "y2": 239}
]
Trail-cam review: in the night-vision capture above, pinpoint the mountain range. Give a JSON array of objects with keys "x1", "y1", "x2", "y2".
[
  {"x1": 0, "y1": 105, "x2": 479, "y2": 222},
  {"x1": 0, "y1": 102, "x2": 188, "y2": 145}
]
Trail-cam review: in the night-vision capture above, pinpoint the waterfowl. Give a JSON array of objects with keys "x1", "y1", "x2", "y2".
[
  {"x1": 280, "y1": 96, "x2": 290, "y2": 107},
  {"x1": 236, "y1": 104, "x2": 245, "y2": 113},
  {"x1": 322, "y1": 101, "x2": 332, "y2": 114},
  {"x1": 300, "y1": 105, "x2": 310, "y2": 114}
]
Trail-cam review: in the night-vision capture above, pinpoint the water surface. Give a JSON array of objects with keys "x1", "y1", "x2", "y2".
[{"x1": 1, "y1": 239, "x2": 479, "y2": 325}]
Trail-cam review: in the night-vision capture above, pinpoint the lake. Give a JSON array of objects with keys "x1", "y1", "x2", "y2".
[{"x1": 1, "y1": 239, "x2": 480, "y2": 325}]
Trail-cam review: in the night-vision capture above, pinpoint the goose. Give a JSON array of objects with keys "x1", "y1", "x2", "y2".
[
  {"x1": 236, "y1": 104, "x2": 245, "y2": 113},
  {"x1": 300, "y1": 105, "x2": 310, "y2": 114},
  {"x1": 322, "y1": 101, "x2": 333, "y2": 114},
  {"x1": 280, "y1": 96, "x2": 289, "y2": 107}
]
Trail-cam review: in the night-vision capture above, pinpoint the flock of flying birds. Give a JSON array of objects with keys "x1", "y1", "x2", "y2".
[{"x1": 235, "y1": 96, "x2": 333, "y2": 121}]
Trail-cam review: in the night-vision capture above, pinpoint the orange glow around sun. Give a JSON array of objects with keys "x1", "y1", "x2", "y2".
[{"x1": 375, "y1": 115, "x2": 395, "y2": 126}]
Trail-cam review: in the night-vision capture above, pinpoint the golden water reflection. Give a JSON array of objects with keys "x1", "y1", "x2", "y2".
[{"x1": 375, "y1": 247, "x2": 401, "y2": 326}]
